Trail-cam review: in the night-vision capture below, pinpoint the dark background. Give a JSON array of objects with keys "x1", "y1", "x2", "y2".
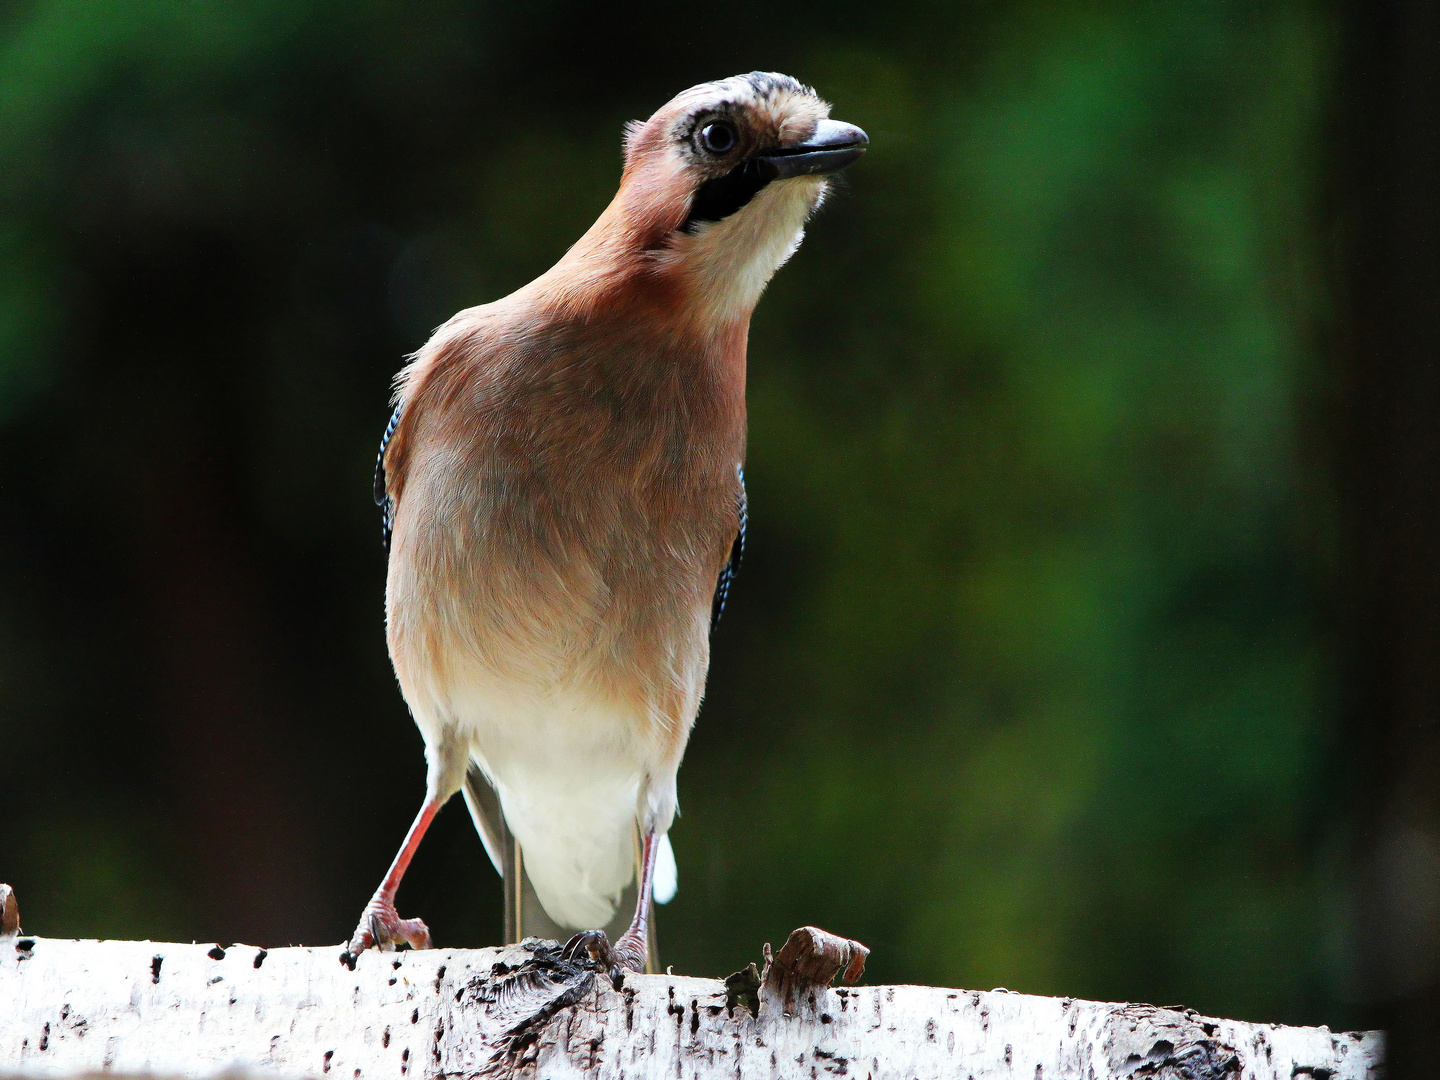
[{"x1": 0, "y1": 0, "x2": 1434, "y2": 1061}]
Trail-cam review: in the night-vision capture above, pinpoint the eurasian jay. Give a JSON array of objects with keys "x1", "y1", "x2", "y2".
[{"x1": 345, "y1": 72, "x2": 867, "y2": 976}]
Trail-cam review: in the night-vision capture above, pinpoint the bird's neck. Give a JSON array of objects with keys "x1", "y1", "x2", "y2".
[
  {"x1": 535, "y1": 173, "x2": 819, "y2": 334},
  {"x1": 523, "y1": 221, "x2": 750, "y2": 414}
]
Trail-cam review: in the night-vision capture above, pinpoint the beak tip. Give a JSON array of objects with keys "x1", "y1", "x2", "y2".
[
  {"x1": 815, "y1": 118, "x2": 868, "y2": 151},
  {"x1": 757, "y1": 118, "x2": 869, "y2": 179},
  {"x1": 835, "y1": 121, "x2": 869, "y2": 149}
]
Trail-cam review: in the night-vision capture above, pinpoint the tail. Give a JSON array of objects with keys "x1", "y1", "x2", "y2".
[{"x1": 461, "y1": 762, "x2": 668, "y2": 970}]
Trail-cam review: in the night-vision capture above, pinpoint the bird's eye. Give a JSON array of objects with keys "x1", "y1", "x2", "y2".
[{"x1": 698, "y1": 121, "x2": 737, "y2": 155}]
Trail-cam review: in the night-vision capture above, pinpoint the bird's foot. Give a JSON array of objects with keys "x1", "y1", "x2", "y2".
[
  {"x1": 561, "y1": 928, "x2": 646, "y2": 983},
  {"x1": 340, "y1": 894, "x2": 431, "y2": 966}
]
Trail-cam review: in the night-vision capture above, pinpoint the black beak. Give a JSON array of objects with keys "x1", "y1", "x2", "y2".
[{"x1": 755, "y1": 119, "x2": 869, "y2": 180}]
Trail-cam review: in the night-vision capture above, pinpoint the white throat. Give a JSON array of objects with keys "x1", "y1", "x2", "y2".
[{"x1": 675, "y1": 176, "x2": 827, "y2": 324}]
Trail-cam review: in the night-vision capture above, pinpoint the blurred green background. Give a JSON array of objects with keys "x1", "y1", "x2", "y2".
[{"x1": 0, "y1": 0, "x2": 1349, "y2": 1028}]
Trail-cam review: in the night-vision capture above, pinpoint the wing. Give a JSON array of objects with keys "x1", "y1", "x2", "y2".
[
  {"x1": 710, "y1": 464, "x2": 747, "y2": 632},
  {"x1": 461, "y1": 760, "x2": 507, "y2": 877},
  {"x1": 374, "y1": 404, "x2": 403, "y2": 551}
]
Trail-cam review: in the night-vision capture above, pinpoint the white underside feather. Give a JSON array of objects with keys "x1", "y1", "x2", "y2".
[
  {"x1": 653, "y1": 833, "x2": 677, "y2": 905},
  {"x1": 423, "y1": 673, "x2": 679, "y2": 930}
]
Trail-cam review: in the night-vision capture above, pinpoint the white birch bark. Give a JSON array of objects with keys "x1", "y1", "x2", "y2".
[{"x1": 0, "y1": 936, "x2": 1381, "y2": 1080}]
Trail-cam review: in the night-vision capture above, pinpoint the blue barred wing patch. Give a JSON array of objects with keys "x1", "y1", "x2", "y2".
[
  {"x1": 374, "y1": 405, "x2": 403, "y2": 551},
  {"x1": 710, "y1": 464, "x2": 747, "y2": 633}
]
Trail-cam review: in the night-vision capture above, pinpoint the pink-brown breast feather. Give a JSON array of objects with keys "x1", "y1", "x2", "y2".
[{"x1": 383, "y1": 282, "x2": 746, "y2": 749}]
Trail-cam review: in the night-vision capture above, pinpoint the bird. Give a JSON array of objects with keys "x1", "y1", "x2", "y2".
[{"x1": 345, "y1": 71, "x2": 867, "y2": 976}]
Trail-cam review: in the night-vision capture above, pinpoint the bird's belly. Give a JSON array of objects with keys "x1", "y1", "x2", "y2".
[{"x1": 449, "y1": 674, "x2": 654, "y2": 929}]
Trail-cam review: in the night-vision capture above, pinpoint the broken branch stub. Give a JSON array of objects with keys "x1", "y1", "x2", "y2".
[
  {"x1": 0, "y1": 885, "x2": 18, "y2": 938},
  {"x1": 762, "y1": 925, "x2": 869, "y2": 1014}
]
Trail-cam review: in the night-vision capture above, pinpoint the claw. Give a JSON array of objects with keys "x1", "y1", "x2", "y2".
[
  {"x1": 346, "y1": 894, "x2": 431, "y2": 959},
  {"x1": 562, "y1": 929, "x2": 613, "y2": 966},
  {"x1": 561, "y1": 928, "x2": 644, "y2": 982}
]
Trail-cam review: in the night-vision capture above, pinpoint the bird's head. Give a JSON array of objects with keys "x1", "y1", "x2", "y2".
[{"x1": 560, "y1": 72, "x2": 867, "y2": 326}]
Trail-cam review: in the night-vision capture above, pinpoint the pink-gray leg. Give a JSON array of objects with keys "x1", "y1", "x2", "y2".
[
  {"x1": 562, "y1": 830, "x2": 657, "y2": 980},
  {"x1": 341, "y1": 795, "x2": 444, "y2": 965}
]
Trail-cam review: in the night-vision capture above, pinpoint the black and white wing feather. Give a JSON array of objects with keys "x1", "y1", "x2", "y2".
[
  {"x1": 710, "y1": 464, "x2": 747, "y2": 632},
  {"x1": 374, "y1": 404, "x2": 403, "y2": 551}
]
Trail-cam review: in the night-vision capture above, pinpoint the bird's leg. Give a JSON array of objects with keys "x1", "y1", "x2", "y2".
[
  {"x1": 563, "y1": 830, "x2": 657, "y2": 981},
  {"x1": 342, "y1": 794, "x2": 444, "y2": 964}
]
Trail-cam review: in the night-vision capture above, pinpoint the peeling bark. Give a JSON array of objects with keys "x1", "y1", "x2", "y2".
[
  {"x1": 0, "y1": 936, "x2": 1381, "y2": 1079},
  {"x1": 0, "y1": 887, "x2": 17, "y2": 938},
  {"x1": 761, "y1": 926, "x2": 869, "y2": 1014}
]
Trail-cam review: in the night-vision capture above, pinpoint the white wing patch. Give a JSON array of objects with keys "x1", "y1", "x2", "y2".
[{"x1": 653, "y1": 832, "x2": 678, "y2": 905}]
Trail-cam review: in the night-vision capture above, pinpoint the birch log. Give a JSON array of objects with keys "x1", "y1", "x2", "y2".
[{"x1": 0, "y1": 935, "x2": 1381, "y2": 1080}]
